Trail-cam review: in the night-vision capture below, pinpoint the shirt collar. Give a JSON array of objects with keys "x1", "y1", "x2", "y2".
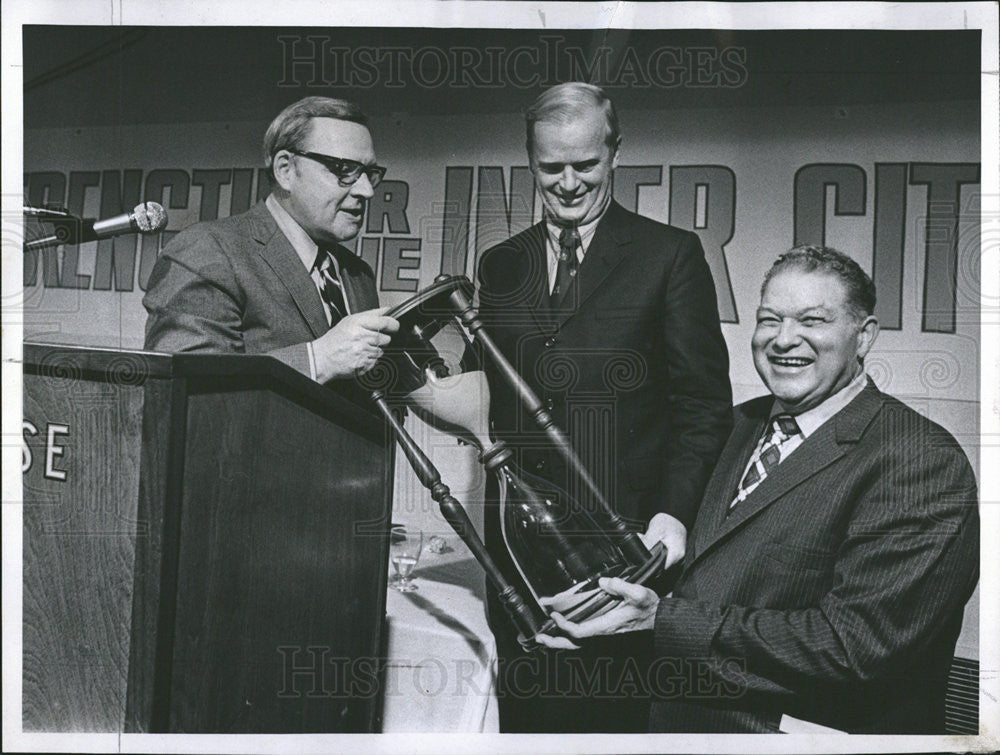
[
  {"x1": 543, "y1": 202, "x2": 609, "y2": 257},
  {"x1": 772, "y1": 369, "x2": 869, "y2": 438},
  {"x1": 265, "y1": 194, "x2": 337, "y2": 274}
]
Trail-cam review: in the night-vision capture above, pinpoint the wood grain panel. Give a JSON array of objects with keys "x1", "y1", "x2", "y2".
[
  {"x1": 124, "y1": 378, "x2": 184, "y2": 732},
  {"x1": 24, "y1": 344, "x2": 390, "y2": 733},
  {"x1": 166, "y1": 387, "x2": 390, "y2": 731},
  {"x1": 159, "y1": 391, "x2": 387, "y2": 732},
  {"x1": 22, "y1": 369, "x2": 144, "y2": 731}
]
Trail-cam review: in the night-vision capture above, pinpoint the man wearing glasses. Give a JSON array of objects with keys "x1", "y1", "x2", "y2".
[{"x1": 144, "y1": 97, "x2": 398, "y2": 390}]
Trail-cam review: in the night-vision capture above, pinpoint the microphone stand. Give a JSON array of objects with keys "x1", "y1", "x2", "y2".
[{"x1": 22, "y1": 206, "x2": 83, "y2": 251}]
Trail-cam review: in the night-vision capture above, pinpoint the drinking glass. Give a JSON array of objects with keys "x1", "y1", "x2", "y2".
[{"x1": 389, "y1": 525, "x2": 423, "y2": 592}]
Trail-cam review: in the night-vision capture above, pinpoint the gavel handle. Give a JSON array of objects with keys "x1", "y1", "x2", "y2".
[
  {"x1": 447, "y1": 285, "x2": 653, "y2": 567},
  {"x1": 370, "y1": 391, "x2": 544, "y2": 642}
]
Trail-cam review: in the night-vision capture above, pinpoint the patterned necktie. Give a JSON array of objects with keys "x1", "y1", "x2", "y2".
[
  {"x1": 730, "y1": 414, "x2": 802, "y2": 512},
  {"x1": 550, "y1": 226, "x2": 580, "y2": 307},
  {"x1": 315, "y1": 248, "x2": 346, "y2": 325}
]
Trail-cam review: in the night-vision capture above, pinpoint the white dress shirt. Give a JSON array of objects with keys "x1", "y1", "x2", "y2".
[
  {"x1": 774, "y1": 368, "x2": 869, "y2": 440},
  {"x1": 732, "y1": 369, "x2": 869, "y2": 504},
  {"x1": 740, "y1": 368, "x2": 870, "y2": 479}
]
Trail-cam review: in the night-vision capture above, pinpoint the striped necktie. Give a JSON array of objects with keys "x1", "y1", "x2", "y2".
[
  {"x1": 550, "y1": 226, "x2": 580, "y2": 307},
  {"x1": 315, "y1": 248, "x2": 347, "y2": 325},
  {"x1": 730, "y1": 414, "x2": 802, "y2": 512}
]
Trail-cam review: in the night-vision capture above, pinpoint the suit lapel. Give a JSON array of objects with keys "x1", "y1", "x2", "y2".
[
  {"x1": 512, "y1": 223, "x2": 556, "y2": 333},
  {"x1": 250, "y1": 203, "x2": 329, "y2": 338},
  {"x1": 689, "y1": 382, "x2": 883, "y2": 567},
  {"x1": 552, "y1": 202, "x2": 632, "y2": 328},
  {"x1": 713, "y1": 419, "x2": 847, "y2": 539},
  {"x1": 691, "y1": 405, "x2": 768, "y2": 561}
]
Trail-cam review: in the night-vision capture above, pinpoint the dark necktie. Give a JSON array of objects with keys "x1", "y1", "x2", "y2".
[
  {"x1": 730, "y1": 414, "x2": 802, "y2": 512},
  {"x1": 315, "y1": 248, "x2": 347, "y2": 325},
  {"x1": 550, "y1": 226, "x2": 580, "y2": 308}
]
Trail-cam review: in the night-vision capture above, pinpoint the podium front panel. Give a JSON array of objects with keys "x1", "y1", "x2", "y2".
[
  {"x1": 22, "y1": 345, "x2": 392, "y2": 734},
  {"x1": 162, "y1": 383, "x2": 389, "y2": 732}
]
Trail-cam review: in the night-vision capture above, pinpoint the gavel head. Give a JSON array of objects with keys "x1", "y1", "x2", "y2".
[{"x1": 359, "y1": 276, "x2": 492, "y2": 450}]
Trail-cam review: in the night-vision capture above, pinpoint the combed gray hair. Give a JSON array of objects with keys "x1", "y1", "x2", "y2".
[
  {"x1": 763, "y1": 245, "x2": 877, "y2": 320},
  {"x1": 263, "y1": 96, "x2": 369, "y2": 182},
  {"x1": 525, "y1": 82, "x2": 621, "y2": 157}
]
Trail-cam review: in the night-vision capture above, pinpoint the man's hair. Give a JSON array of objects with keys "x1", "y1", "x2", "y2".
[
  {"x1": 263, "y1": 96, "x2": 369, "y2": 182},
  {"x1": 525, "y1": 82, "x2": 621, "y2": 157},
  {"x1": 763, "y1": 245, "x2": 877, "y2": 319}
]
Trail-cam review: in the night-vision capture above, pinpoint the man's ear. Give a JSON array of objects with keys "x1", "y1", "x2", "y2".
[
  {"x1": 271, "y1": 151, "x2": 295, "y2": 192},
  {"x1": 527, "y1": 143, "x2": 539, "y2": 176},
  {"x1": 611, "y1": 137, "x2": 622, "y2": 169},
  {"x1": 856, "y1": 315, "x2": 880, "y2": 360}
]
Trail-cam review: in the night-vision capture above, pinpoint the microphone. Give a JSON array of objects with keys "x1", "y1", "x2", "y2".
[
  {"x1": 89, "y1": 202, "x2": 168, "y2": 240},
  {"x1": 23, "y1": 201, "x2": 168, "y2": 251}
]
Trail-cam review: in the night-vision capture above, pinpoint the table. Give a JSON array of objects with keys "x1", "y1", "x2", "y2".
[{"x1": 381, "y1": 534, "x2": 499, "y2": 732}]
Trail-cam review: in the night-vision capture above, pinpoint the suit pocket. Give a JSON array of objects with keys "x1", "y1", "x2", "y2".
[
  {"x1": 752, "y1": 542, "x2": 835, "y2": 606},
  {"x1": 762, "y1": 541, "x2": 834, "y2": 572}
]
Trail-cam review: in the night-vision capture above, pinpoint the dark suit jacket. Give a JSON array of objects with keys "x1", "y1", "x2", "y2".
[
  {"x1": 477, "y1": 201, "x2": 732, "y2": 537},
  {"x1": 478, "y1": 201, "x2": 732, "y2": 733},
  {"x1": 143, "y1": 200, "x2": 379, "y2": 399},
  {"x1": 650, "y1": 381, "x2": 979, "y2": 733}
]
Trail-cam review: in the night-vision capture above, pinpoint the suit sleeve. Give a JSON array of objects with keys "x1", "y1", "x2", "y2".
[
  {"x1": 653, "y1": 437, "x2": 979, "y2": 702},
  {"x1": 658, "y1": 232, "x2": 733, "y2": 527},
  {"x1": 143, "y1": 225, "x2": 312, "y2": 377}
]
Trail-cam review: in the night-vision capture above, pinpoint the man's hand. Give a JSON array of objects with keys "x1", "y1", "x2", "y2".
[
  {"x1": 640, "y1": 512, "x2": 688, "y2": 570},
  {"x1": 312, "y1": 307, "x2": 400, "y2": 382},
  {"x1": 535, "y1": 577, "x2": 660, "y2": 650}
]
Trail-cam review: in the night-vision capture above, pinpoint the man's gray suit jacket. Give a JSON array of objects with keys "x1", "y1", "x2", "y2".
[{"x1": 143, "y1": 200, "x2": 379, "y2": 388}]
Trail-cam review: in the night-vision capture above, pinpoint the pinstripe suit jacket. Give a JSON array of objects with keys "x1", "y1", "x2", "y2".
[
  {"x1": 649, "y1": 380, "x2": 979, "y2": 733},
  {"x1": 143, "y1": 201, "x2": 379, "y2": 400}
]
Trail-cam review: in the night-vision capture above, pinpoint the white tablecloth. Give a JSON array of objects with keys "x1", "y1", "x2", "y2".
[{"x1": 381, "y1": 534, "x2": 499, "y2": 732}]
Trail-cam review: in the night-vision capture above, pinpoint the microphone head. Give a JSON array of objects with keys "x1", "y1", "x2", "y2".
[{"x1": 133, "y1": 202, "x2": 168, "y2": 233}]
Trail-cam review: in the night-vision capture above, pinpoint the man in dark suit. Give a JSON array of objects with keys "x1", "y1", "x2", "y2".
[
  {"x1": 541, "y1": 245, "x2": 980, "y2": 734},
  {"x1": 144, "y1": 97, "x2": 398, "y2": 392},
  {"x1": 477, "y1": 82, "x2": 732, "y2": 732}
]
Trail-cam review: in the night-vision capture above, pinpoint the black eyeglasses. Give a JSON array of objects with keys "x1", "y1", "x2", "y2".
[{"x1": 288, "y1": 149, "x2": 387, "y2": 188}]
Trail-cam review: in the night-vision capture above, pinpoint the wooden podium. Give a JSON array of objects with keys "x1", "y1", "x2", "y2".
[{"x1": 22, "y1": 343, "x2": 393, "y2": 733}]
